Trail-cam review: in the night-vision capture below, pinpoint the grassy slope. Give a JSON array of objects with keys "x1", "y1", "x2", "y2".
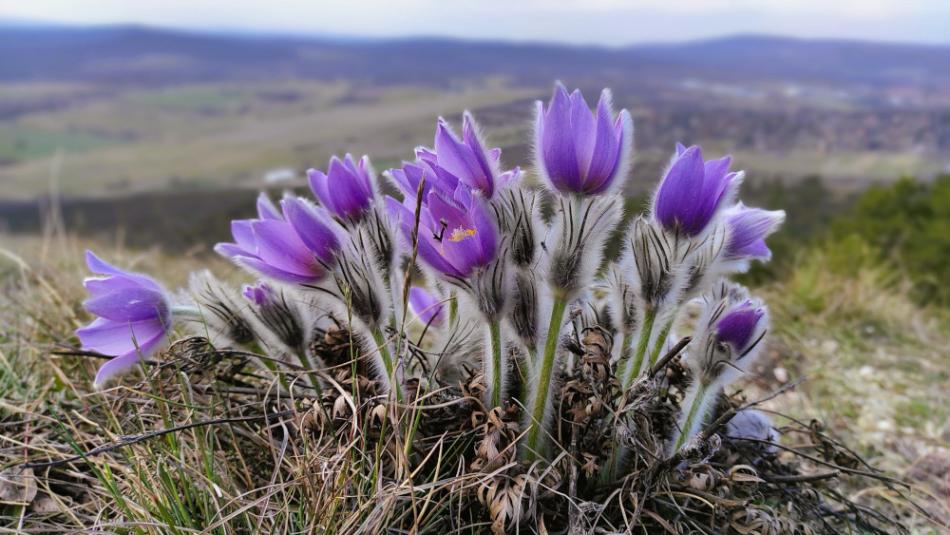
[{"x1": 1, "y1": 234, "x2": 947, "y2": 531}]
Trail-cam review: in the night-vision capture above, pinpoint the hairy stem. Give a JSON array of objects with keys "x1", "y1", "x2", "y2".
[
  {"x1": 488, "y1": 319, "x2": 504, "y2": 408},
  {"x1": 523, "y1": 294, "x2": 568, "y2": 461},
  {"x1": 372, "y1": 327, "x2": 403, "y2": 402},
  {"x1": 673, "y1": 381, "x2": 709, "y2": 452},
  {"x1": 621, "y1": 308, "x2": 656, "y2": 387},
  {"x1": 648, "y1": 317, "x2": 675, "y2": 367}
]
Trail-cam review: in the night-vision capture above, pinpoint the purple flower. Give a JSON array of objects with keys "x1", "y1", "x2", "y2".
[
  {"x1": 416, "y1": 113, "x2": 502, "y2": 199},
  {"x1": 723, "y1": 203, "x2": 786, "y2": 262},
  {"x1": 76, "y1": 251, "x2": 171, "y2": 388},
  {"x1": 715, "y1": 302, "x2": 766, "y2": 355},
  {"x1": 408, "y1": 286, "x2": 446, "y2": 327},
  {"x1": 307, "y1": 154, "x2": 376, "y2": 221},
  {"x1": 215, "y1": 193, "x2": 344, "y2": 284},
  {"x1": 535, "y1": 83, "x2": 632, "y2": 195},
  {"x1": 242, "y1": 281, "x2": 275, "y2": 306},
  {"x1": 385, "y1": 185, "x2": 498, "y2": 280},
  {"x1": 653, "y1": 144, "x2": 742, "y2": 236}
]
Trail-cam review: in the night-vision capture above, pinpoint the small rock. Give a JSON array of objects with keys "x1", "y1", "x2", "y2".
[
  {"x1": 859, "y1": 365, "x2": 875, "y2": 377},
  {"x1": 773, "y1": 366, "x2": 789, "y2": 384}
]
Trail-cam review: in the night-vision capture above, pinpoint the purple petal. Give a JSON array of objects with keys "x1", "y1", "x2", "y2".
[
  {"x1": 251, "y1": 219, "x2": 321, "y2": 277},
  {"x1": 716, "y1": 306, "x2": 764, "y2": 352},
  {"x1": 569, "y1": 90, "x2": 596, "y2": 175},
  {"x1": 540, "y1": 83, "x2": 582, "y2": 192},
  {"x1": 84, "y1": 287, "x2": 168, "y2": 322},
  {"x1": 654, "y1": 146, "x2": 705, "y2": 232},
  {"x1": 84, "y1": 251, "x2": 161, "y2": 292},
  {"x1": 584, "y1": 90, "x2": 622, "y2": 193},
  {"x1": 725, "y1": 206, "x2": 785, "y2": 260},
  {"x1": 256, "y1": 193, "x2": 282, "y2": 220},
  {"x1": 409, "y1": 286, "x2": 445, "y2": 326},
  {"x1": 281, "y1": 197, "x2": 341, "y2": 263},
  {"x1": 92, "y1": 329, "x2": 166, "y2": 388},
  {"x1": 77, "y1": 317, "x2": 167, "y2": 357},
  {"x1": 307, "y1": 168, "x2": 334, "y2": 214},
  {"x1": 238, "y1": 256, "x2": 323, "y2": 284}
]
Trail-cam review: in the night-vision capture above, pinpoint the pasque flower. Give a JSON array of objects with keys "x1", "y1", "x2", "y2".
[
  {"x1": 419, "y1": 113, "x2": 504, "y2": 199},
  {"x1": 307, "y1": 154, "x2": 376, "y2": 222},
  {"x1": 409, "y1": 286, "x2": 446, "y2": 327},
  {"x1": 76, "y1": 251, "x2": 173, "y2": 388},
  {"x1": 215, "y1": 194, "x2": 344, "y2": 284},
  {"x1": 653, "y1": 144, "x2": 743, "y2": 236},
  {"x1": 386, "y1": 186, "x2": 498, "y2": 281},
  {"x1": 242, "y1": 280, "x2": 275, "y2": 306},
  {"x1": 673, "y1": 295, "x2": 769, "y2": 452},
  {"x1": 535, "y1": 82, "x2": 633, "y2": 195},
  {"x1": 723, "y1": 203, "x2": 786, "y2": 264}
]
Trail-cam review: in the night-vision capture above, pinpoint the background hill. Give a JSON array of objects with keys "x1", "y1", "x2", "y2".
[{"x1": 1, "y1": 24, "x2": 948, "y2": 248}]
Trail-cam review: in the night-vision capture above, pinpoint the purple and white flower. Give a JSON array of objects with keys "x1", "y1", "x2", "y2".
[
  {"x1": 386, "y1": 186, "x2": 498, "y2": 281},
  {"x1": 307, "y1": 154, "x2": 376, "y2": 222},
  {"x1": 653, "y1": 144, "x2": 743, "y2": 237},
  {"x1": 535, "y1": 83, "x2": 632, "y2": 196},
  {"x1": 76, "y1": 251, "x2": 173, "y2": 388},
  {"x1": 723, "y1": 203, "x2": 786, "y2": 266},
  {"x1": 215, "y1": 194, "x2": 344, "y2": 284}
]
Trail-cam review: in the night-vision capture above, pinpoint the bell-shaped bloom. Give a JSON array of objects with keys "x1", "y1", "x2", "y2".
[
  {"x1": 386, "y1": 184, "x2": 498, "y2": 280},
  {"x1": 535, "y1": 83, "x2": 632, "y2": 196},
  {"x1": 307, "y1": 154, "x2": 376, "y2": 222},
  {"x1": 653, "y1": 144, "x2": 742, "y2": 236},
  {"x1": 716, "y1": 301, "x2": 767, "y2": 357},
  {"x1": 215, "y1": 194, "x2": 343, "y2": 284},
  {"x1": 408, "y1": 286, "x2": 446, "y2": 327},
  {"x1": 415, "y1": 113, "x2": 502, "y2": 199},
  {"x1": 242, "y1": 280, "x2": 275, "y2": 306},
  {"x1": 76, "y1": 251, "x2": 172, "y2": 388},
  {"x1": 723, "y1": 203, "x2": 786, "y2": 262}
]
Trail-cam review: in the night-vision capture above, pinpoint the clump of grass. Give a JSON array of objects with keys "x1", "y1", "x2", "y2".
[{"x1": 2, "y1": 237, "x2": 942, "y2": 533}]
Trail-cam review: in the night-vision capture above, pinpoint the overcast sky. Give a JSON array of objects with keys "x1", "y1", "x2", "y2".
[{"x1": 3, "y1": 0, "x2": 949, "y2": 46}]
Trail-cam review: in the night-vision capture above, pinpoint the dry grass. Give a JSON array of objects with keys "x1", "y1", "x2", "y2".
[{"x1": 1, "y1": 234, "x2": 947, "y2": 533}]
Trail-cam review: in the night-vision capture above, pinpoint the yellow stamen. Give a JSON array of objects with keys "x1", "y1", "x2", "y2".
[{"x1": 448, "y1": 227, "x2": 476, "y2": 242}]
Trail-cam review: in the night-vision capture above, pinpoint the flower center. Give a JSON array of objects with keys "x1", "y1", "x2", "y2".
[{"x1": 448, "y1": 226, "x2": 477, "y2": 242}]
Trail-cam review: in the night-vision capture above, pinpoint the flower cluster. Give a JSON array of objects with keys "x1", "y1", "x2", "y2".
[{"x1": 76, "y1": 82, "x2": 784, "y2": 472}]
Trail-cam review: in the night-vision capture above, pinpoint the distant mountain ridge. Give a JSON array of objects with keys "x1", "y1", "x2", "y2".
[{"x1": 3, "y1": 24, "x2": 949, "y2": 88}]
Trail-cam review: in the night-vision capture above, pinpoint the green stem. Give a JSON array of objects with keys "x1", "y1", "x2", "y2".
[
  {"x1": 488, "y1": 320, "x2": 503, "y2": 408},
  {"x1": 673, "y1": 382, "x2": 708, "y2": 452},
  {"x1": 622, "y1": 308, "x2": 656, "y2": 387},
  {"x1": 372, "y1": 328, "x2": 403, "y2": 402},
  {"x1": 648, "y1": 317, "x2": 675, "y2": 368},
  {"x1": 523, "y1": 295, "x2": 569, "y2": 462},
  {"x1": 448, "y1": 292, "x2": 458, "y2": 326}
]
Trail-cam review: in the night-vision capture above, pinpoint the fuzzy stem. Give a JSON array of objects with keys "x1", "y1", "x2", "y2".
[
  {"x1": 487, "y1": 319, "x2": 503, "y2": 408},
  {"x1": 371, "y1": 327, "x2": 403, "y2": 402},
  {"x1": 621, "y1": 308, "x2": 656, "y2": 387},
  {"x1": 648, "y1": 317, "x2": 675, "y2": 367},
  {"x1": 673, "y1": 381, "x2": 709, "y2": 452},
  {"x1": 523, "y1": 294, "x2": 568, "y2": 462}
]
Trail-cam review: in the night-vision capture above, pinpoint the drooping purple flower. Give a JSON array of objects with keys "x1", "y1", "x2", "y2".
[
  {"x1": 385, "y1": 184, "x2": 498, "y2": 280},
  {"x1": 76, "y1": 251, "x2": 171, "y2": 388},
  {"x1": 307, "y1": 154, "x2": 376, "y2": 222},
  {"x1": 242, "y1": 281, "x2": 275, "y2": 307},
  {"x1": 408, "y1": 286, "x2": 446, "y2": 327},
  {"x1": 535, "y1": 83, "x2": 632, "y2": 196},
  {"x1": 215, "y1": 193, "x2": 343, "y2": 284},
  {"x1": 416, "y1": 113, "x2": 502, "y2": 199},
  {"x1": 653, "y1": 144, "x2": 743, "y2": 236},
  {"x1": 715, "y1": 302, "x2": 766, "y2": 355},
  {"x1": 723, "y1": 203, "x2": 786, "y2": 262}
]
